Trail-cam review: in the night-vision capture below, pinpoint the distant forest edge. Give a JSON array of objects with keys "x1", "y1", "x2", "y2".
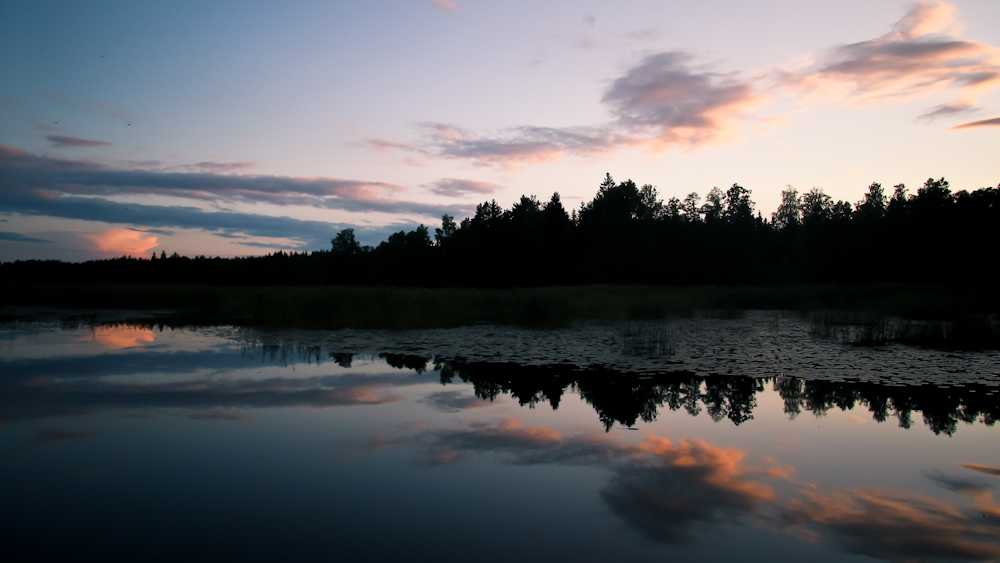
[{"x1": 3, "y1": 174, "x2": 998, "y2": 287}]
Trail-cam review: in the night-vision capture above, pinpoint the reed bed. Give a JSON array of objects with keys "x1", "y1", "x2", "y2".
[{"x1": 2, "y1": 282, "x2": 998, "y2": 330}]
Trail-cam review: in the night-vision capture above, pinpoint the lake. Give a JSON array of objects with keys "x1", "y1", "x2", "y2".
[{"x1": 1, "y1": 311, "x2": 999, "y2": 562}]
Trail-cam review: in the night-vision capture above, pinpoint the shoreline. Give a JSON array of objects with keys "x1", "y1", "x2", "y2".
[{"x1": 2, "y1": 282, "x2": 998, "y2": 330}]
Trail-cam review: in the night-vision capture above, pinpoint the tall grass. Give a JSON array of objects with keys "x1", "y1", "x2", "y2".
[{"x1": 2, "y1": 282, "x2": 998, "y2": 330}]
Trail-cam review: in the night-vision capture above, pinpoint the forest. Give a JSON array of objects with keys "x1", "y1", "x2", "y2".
[{"x1": 3, "y1": 174, "x2": 998, "y2": 287}]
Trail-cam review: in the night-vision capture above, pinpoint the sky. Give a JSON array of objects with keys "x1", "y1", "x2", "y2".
[{"x1": 1, "y1": 0, "x2": 998, "y2": 261}]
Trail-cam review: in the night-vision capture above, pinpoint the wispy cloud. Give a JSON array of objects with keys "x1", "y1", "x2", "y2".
[
  {"x1": 372, "y1": 51, "x2": 763, "y2": 169},
  {"x1": 776, "y1": 1, "x2": 1000, "y2": 110},
  {"x1": 958, "y1": 463, "x2": 1000, "y2": 477},
  {"x1": 46, "y1": 135, "x2": 111, "y2": 148},
  {"x1": 0, "y1": 231, "x2": 53, "y2": 243},
  {"x1": 0, "y1": 145, "x2": 473, "y2": 249},
  {"x1": 0, "y1": 145, "x2": 473, "y2": 218},
  {"x1": 176, "y1": 161, "x2": 256, "y2": 173},
  {"x1": 427, "y1": 178, "x2": 505, "y2": 197},
  {"x1": 949, "y1": 116, "x2": 1000, "y2": 130},
  {"x1": 236, "y1": 241, "x2": 293, "y2": 249},
  {"x1": 412, "y1": 122, "x2": 623, "y2": 170},
  {"x1": 918, "y1": 101, "x2": 979, "y2": 121},
  {"x1": 0, "y1": 189, "x2": 412, "y2": 250},
  {"x1": 41, "y1": 94, "x2": 134, "y2": 124}
]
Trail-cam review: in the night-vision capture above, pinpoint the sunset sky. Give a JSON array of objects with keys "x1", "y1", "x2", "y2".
[{"x1": 1, "y1": 0, "x2": 998, "y2": 261}]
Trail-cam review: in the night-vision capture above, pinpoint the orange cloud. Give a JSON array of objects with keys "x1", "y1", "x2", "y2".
[
  {"x1": 83, "y1": 228, "x2": 158, "y2": 255},
  {"x1": 638, "y1": 436, "x2": 776, "y2": 501},
  {"x1": 491, "y1": 418, "x2": 563, "y2": 442},
  {"x1": 949, "y1": 116, "x2": 1000, "y2": 130},
  {"x1": 602, "y1": 436, "x2": 778, "y2": 543},
  {"x1": 957, "y1": 463, "x2": 1000, "y2": 477}
]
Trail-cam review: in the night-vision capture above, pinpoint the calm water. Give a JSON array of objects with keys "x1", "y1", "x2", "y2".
[{"x1": 1, "y1": 313, "x2": 999, "y2": 562}]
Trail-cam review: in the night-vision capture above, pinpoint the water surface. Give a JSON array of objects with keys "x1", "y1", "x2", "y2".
[{"x1": 1, "y1": 314, "x2": 999, "y2": 562}]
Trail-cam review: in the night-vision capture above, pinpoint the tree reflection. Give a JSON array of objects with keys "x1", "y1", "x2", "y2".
[
  {"x1": 425, "y1": 357, "x2": 998, "y2": 435},
  {"x1": 230, "y1": 336, "x2": 1000, "y2": 435}
]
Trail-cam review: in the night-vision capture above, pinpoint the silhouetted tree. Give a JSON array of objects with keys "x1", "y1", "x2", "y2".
[
  {"x1": 802, "y1": 188, "x2": 833, "y2": 225},
  {"x1": 681, "y1": 192, "x2": 702, "y2": 222},
  {"x1": 701, "y1": 187, "x2": 724, "y2": 224},
  {"x1": 772, "y1": 185, "x2": 801, "y2": 229},
  {"x1": 854, "y1": 182, "x2": 886, "y2": 221},
  {"x1": 331, "y1": 228, "x2": 363, "y2": 255},
  {"x1": 435, "y1": 214, "x2": 457, "y2": 245},
  {"x1": 723, "y1": 183, "x2": 754, "y2": 225}
]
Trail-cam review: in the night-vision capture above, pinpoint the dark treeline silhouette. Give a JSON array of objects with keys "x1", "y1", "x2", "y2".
[
  {"x1": 3, "y1": 175, "x2": 998, "y2": 286},
  {"x1": 330, "y1": 352, "x2": 997, "y2": 436}
]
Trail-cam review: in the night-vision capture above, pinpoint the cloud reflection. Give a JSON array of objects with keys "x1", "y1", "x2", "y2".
[
  {"x1": 0, "y1": 366, "x2": 415, "y2": 427},
  {"x1": 378, "y1": 418, "x2": 1000, "y2": 559},
  {"x1": 602, "y1": 436, "x2": 775, "y2": 543},
  {"x1": 89, "y1": 326, "x2": 156, "y2": 349},
  {"x1": 420, "y1": 390, "x2": 491, "y2": 413},
  {"x1": 782, "y1": 488, "x2": 1000, "y2": 562}
]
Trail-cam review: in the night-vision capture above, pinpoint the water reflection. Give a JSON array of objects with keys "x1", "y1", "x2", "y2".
[
  {"x1": 90, "y1": 325, "x2": 155, "y2": 349},
  {"x1": 2, "y1": 320, "x2": 1000, "y2": 562},
  {"x1": 430, "y1": 357, "x2": 996, "y2": 436},
  {"x1": 373, "y1": 417, "x2": 1000, "y2": 559},
  {"x1": 3, "y1": 335, "x2": 997, "y2": 435}
]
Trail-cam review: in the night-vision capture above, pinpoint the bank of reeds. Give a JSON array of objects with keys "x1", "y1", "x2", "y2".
[{"x1": 2, "y1": 283, "x2": 998, "y2": 330}]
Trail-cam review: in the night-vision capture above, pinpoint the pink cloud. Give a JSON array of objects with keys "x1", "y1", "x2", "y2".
[
  {"x1": 82, "y1": 227, "x2": 159, "y2": 255},
  {"x1": 602, "y1": 51, "x2": 767, "y2": 150},
  {"x1": 432, "y1": 0, "x2": 457, "y2": 12},
  {"x1": 777, "y1": 2, "x2": 1000, "y2": 108},
  {"x1": 371, "y1": 52, "x2": 764, "y2": 169}
]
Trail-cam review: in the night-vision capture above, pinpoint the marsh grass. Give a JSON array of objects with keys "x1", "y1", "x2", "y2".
[{"x1": 2, "y1": 282, "x2": 998, "y2": 330}]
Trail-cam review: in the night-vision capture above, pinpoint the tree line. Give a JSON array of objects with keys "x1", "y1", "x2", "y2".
[{"x1": 3, "y1": 174, "x2": 998, "y2": 286}]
